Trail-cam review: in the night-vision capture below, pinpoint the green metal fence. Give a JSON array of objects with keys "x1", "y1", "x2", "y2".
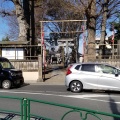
[{"x1": 0, "y1": 96, "x2": 120, "y2": 120}]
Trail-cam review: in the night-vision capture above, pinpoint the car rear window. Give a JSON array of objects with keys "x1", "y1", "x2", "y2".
[
  {"x1": 75, "y1": 65, "x2": 81, "y2": 70},
  {"x1": 81, "y1": 64, "x2": 95, "y2": 72}
]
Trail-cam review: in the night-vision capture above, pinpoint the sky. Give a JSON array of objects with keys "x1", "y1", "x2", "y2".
[
  {"x1": 0, "y1": 0, "x2": 14, "y2": 40},
  {"x1": 0, "y1": 17, "x2": 9, "y2": 40}
]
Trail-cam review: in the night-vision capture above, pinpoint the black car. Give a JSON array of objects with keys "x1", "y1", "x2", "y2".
[{"x1": 0, "y1": 57, "x2": 24, "y2": 89}]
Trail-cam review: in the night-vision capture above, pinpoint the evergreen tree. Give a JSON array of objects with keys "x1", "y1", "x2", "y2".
[
  {"x1": 2, "y1": 36, "x2": 10, "y2": 41},
  {"x1": 114, "y1": 23, "x2": 120, "y2": 41}
]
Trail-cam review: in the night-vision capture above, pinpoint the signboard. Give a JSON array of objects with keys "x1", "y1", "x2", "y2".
[{"x1": 2, "y1": 48, "x2": 24, "y2": 59}]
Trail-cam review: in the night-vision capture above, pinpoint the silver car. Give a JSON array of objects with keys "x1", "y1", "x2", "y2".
[{"x1": 65, "y1": 63, "x2": 120, "y2": 93}]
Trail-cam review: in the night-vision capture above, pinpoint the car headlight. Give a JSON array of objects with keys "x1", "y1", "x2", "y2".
[{"x1": 11, "y1": 72, "x2": 16, "y2": 76}]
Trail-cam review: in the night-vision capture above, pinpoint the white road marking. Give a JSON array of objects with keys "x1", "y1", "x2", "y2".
[
  {"x1": 67, "y1": 94, "x2": 109, "y2": 98},
  {"x1": 0, "y1": 90, "x2": 67, "y2": 97},
  {"x1": 0, "y1": 90, "x2": 120, "y2": 104},
  {"x1": 65, "y1": 94, "x2": 120, "y2": 104}
]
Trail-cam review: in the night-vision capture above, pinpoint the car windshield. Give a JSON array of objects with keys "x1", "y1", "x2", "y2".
[{"x1": 0, "y1": 60, "x2": 14, "y2": 69}]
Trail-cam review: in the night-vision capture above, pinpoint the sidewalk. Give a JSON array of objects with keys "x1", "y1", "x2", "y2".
[{"x1": 25, "y1": 64, "x2": 66, "y2": 85}]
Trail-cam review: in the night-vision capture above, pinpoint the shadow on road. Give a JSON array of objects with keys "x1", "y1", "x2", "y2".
[
  {"x1": 44, "y1": 74, "x2": 59, "y2": 81},
  {"x1": 13, "y1": 83, "x2": 30, "y2": 89},
  {"x1": 108, "y1": 94, "x2": 120, "y2": 120},
  {"x1": 43, "y1": 65, "x2": 65, "y2": 74},
  {"x1": 42, "y1": 64, "x2": 66, "y2": 82}
]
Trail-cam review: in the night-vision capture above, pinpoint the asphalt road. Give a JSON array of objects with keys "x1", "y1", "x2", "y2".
[{"x1": 0, "y1": 85, "x2": 120, "y2": 120}]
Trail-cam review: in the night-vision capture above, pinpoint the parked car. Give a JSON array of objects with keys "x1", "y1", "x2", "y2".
[
  {"x1": 65, "y1": 62, "x2": 120, "y2": 93},
  {"x1": 0, "y1": 57, "x2": 24, "y2": 89}
]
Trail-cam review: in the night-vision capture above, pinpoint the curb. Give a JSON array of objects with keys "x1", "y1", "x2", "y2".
[{"x1": 25, "y1": 81, "x2": 64, "y2": 85}]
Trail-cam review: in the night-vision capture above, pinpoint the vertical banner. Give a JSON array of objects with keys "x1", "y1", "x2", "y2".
[
  {"x1": 82, "y1": 25, "x2": 86, "y2": 62},
  {"x1": 111, "y1": 27, "x2": 115, "y2": 44},
  {"x1": 111, "y1": 25, "x2": 115, "y2": 57}
]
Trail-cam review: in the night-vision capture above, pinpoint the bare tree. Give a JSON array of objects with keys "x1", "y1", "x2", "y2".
[
  {"x1": 79, "y1": 0, "x2": 96, "y2": 61},
  {"x1": 13, "y1": 0, "x2": 29, "y2": 41},
  {"x1": 0, "y1": 0, "x2": 29, "y2": 41},
  {"x1": 99, "y1": 0, "x2": 120, "y2": 57},
  {"x1": 79, "y1": 0, "x2": 120, "y2": 61},
  {"x1": 4, "y1": 12, "x2": 19, "y2": 40}
]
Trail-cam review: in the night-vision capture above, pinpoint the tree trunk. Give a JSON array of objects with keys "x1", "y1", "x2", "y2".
[
  {"x1": 100, "y1": 0, "x2": 108, "y2": 58},
  {"x1": 86, "y1": 0, "x2": 96, "y2": 62},
  {"x1": 13, "y1": 0, "x2": 29, "y2": 41}
]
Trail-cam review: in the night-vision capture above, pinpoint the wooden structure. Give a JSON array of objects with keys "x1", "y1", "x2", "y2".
[{"x1": 0, "y1": 41, "x2": 30, "y2": 60}]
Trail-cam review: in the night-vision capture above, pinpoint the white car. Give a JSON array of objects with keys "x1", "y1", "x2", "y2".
[{"x1": 65, "y1": 63, "x2": 120, "y2": 93}]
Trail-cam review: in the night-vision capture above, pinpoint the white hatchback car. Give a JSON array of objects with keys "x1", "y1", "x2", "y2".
[{"x1": 65, "y1": 63, "x2": 120, "y2": 93}]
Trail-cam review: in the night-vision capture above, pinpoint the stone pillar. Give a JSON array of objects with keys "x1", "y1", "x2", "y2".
[
  {"x1": 117, "y1": 40, "x2": 120, "y2": 59},
  {"x1": 37, "y1": 55, "x2": 43, "y2": 82}
]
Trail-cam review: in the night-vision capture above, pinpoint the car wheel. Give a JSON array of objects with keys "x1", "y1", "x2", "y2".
[
  {"x1": 2, "y1": 80, "x2": 11, "y2": 89},
  {"x1": 70, "y1": 81, "x2": 83, "y2": 93}
]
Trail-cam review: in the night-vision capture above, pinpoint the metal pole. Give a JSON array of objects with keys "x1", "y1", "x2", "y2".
[
  {"x1": 66, "y1": 40, "x2": 68, "y2": 59},
  {"x1": 23, "y1": 98, "x2": 27, "y2": 120}
]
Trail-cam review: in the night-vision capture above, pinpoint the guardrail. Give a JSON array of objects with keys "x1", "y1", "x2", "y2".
[{"x1": 0, "y1": 96, "x2": 120, "y2": 120}]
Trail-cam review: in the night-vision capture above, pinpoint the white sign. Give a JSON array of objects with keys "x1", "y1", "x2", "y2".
[{"x1": 2, "y1": 48, "x2": 24, "y2": 59}]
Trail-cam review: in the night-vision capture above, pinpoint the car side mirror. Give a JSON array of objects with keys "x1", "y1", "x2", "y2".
[{"x1": 114, "y1": 70, "x2": 119, "y2": 77}]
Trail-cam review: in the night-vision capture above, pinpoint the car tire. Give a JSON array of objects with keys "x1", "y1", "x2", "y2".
[
  {"x1": 2, "y1": 80, "x2": 11, "y2": 89},
  {"x1": 70, "y1": 81, "x2": 83, "y2": 93}
]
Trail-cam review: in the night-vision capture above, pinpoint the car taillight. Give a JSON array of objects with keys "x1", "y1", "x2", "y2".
[
  {"x1": 66, "y1": 69, "x2": 72, "y2": 75},
  {"x1": 66, "y1": 65, "x2": 72, "y2": 75}
]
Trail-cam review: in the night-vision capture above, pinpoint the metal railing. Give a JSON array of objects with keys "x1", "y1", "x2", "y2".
[{"x1": 0, "y1": 96, "x2": 120, "y2": 120}]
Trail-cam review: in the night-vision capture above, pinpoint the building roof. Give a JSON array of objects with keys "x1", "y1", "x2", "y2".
[{"x1": 0, "y1": 41, "x2": 30, "y2": 45}]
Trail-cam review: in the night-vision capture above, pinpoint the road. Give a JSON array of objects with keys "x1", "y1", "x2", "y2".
[{"x1": 0, "y1": 85, "x2": 120, "y2": 120}]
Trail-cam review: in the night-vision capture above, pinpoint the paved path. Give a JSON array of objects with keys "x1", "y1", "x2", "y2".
[{"x1": 27, "y1": 64, "x2": 66, "y2": 85}]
